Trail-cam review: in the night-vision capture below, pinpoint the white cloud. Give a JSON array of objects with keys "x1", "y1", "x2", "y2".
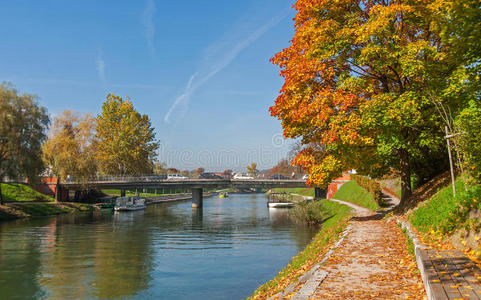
[
  {"x1": 163, "y1": 12, "x2": 288, "y2": 123},
  {"x1": 96, "y1": 49, "x2": 106, "y2": 84},
  {"x1": 142, "y1": 0, "x2": 156, "y2": 55}
]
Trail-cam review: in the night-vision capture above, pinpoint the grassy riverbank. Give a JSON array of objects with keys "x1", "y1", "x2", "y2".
[
  {"x1": 1, "y1": 183, "x2": 53, "y2": 202},
  {"x1": 409, "y1": 179, "x2": 481, "y2": 235},
  {"x1": 0, "y1": 183, "x2": 94, "y2": 221},
  {"x1": 270, "y1": 187, "x2": 315, "y2": 197},
  {"x1": 249, "y1": 199, "x2": 352, "y2": 299},
  {"x1": 333, "y1": 180, "x2": 380, "y2": 211}
]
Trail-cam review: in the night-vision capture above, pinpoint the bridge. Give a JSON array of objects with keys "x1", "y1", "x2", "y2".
[{"x1": 62, "y1": 178, "x2": 326, "y2": 208}]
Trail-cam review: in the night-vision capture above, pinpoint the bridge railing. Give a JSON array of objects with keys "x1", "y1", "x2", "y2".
[{"x1": 64, "y1": 175, "x2": 305, "y2": 184}]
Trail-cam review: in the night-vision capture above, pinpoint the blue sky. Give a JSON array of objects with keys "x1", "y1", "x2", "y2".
[{"x1": 0, "y1": 0, "x2": 297, "y2": 172}]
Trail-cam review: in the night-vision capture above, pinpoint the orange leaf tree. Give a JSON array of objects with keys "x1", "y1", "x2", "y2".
[{"x1": 270, "y1": 0, "x2": 467, "y2": 202}]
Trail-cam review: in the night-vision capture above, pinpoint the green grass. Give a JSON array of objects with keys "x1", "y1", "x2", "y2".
[
  {"x1": 400, "y1": 226, "x2": 415, "y2": 255},
  {"x1": 333, "y1": 180, "x2": 380, "y2": 211},
  {"x1": 249, "y1": 199, "x2": 352, "y2": 299},
  {"x1": 10, "y1": 203, "x2": 70, "y2": 216},
  {"x1": 409, "y1": 179, "x2": 481, "y2": 234},
  {"x1": 271, "y1": 187, "x2": 315, "y2": 197},
  {"x1": 1, "y1": 183, "x2": 54, "y2": 202}
]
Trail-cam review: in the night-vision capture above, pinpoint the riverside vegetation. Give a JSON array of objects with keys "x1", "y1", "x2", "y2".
[
  {"x1": 407, "y1": 177, "x2": 481, "y2": 258},
  {"x1": 0, "y1": 183, "x2": 93, "y2": 221},
  {"x1": 250, "y1": 199, "x2": 352, "y2": 299}
]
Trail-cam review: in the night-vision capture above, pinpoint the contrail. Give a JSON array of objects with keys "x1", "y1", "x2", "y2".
[
  {"x1": 96, "y1": 48, "x2": 106, "y2": 85},
  {"x1": 163, "y1": 12, "x2": 288, "y2": 123},
  {"x1": 164, "y1": 73, "x2": 197, "y2": 123},
  {"x1": 142, "y1": 0, "x2": 156, "y2": 55}
]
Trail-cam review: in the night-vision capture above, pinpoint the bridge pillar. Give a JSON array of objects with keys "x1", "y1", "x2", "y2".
[
  {"x1": 192, "y1": 188, "x2": 203, "y2": 208},
  {"x1": 314, "y1": 187, "x2": 327, "y2": 199},
  {"x1": 120, "y1": 189, "x2": 126, "y2": 197}
]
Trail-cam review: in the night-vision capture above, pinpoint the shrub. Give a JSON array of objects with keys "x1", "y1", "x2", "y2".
[
  {"x1": 351, "y1": 174, "x2": 384, "y2": 206},
  {"x1": 289, "y1": 200, "x2": 324, "y2": 225}
]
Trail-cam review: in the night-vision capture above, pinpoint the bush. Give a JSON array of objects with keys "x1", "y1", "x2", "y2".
[
  {"x1": 289, "y1": 200, "x2": 324, "y2": 225},
  {"x1": 351, "y1": 174, "x2": 384, "y2": 206}
]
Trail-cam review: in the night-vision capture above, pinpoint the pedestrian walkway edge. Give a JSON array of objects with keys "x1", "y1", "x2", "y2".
[
  {"x1": 396, "y1": 219, "x2": 438, "y2": 300},
  {"x1": 269, "y1": 224, "x2": 352, "y2": 300}
]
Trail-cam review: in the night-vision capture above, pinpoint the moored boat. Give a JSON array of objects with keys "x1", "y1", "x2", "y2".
[
  {"x1": 267, "y1": 202, "x2": 294, "y2": 208},
  {"x1": 114, "y1": 196, "x2": 146, "y2": 211}
]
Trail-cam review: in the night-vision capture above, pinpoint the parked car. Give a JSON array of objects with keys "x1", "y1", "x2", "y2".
[
  {"x1": 233, "y1": 173, "x2": 254, "y2": 180},
  {"x1": 268, "y1": 174, "x2": 289, "y2": 180},
  {"x1": 302, "y1": 174, "x2": 310, "y2": 180},
  {"x1": 199, "y1": 173, "x2": 223, "y2": 179},
  {"x1": 145, "y1": 175, "x2": 167, "y2": 181},
  {"x1": 167, "y1": 174, "x2": 188, "y2": 180}
]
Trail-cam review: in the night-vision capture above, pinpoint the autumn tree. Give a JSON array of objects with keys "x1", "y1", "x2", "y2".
[
  {"x1": 270, "y1": 159, "x2": 294, "y2": 176},
  {"x1": 223, "y1": 169, "x2": 233, "y2": 179},
  {"x1": 247, "y1": 163, "x2": 258, "y2": 177},
  {"x1": 42, "y1": 111, "x2": 97, "y2": 192},
  {"x1": 167, "y1": 168, "x2": 179, "y2": 174},
  {"x1": 192, "y1": 167, "x2": 205, "y2": 178},
  {"x1": 95, "y1": 94, "x2": 159, "y2": 176},
  {"x1": 153, "y1": 161, "x2": 168, "y2": 175},
  {"x1": 270, "y1": 0, "x2": 477, "y2": 202},
  {"x1": 0, "y1": 84, "x2": 49, "y2": 204}
]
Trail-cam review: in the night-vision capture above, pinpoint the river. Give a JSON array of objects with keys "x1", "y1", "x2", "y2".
[{"x1": 0, "y1": 193, "x2": 318, "y2": 299}]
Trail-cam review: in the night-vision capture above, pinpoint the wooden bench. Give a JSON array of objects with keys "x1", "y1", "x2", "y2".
[{"x1": 420, "y1": 248, "x2": 481, "y2": 299}]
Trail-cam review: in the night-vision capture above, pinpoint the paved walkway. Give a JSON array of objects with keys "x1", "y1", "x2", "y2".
[{"x1": 284, "y1": 196, "x2": 426, "y2": 299}]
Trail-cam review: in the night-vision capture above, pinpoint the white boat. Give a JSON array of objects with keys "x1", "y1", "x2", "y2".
[
  {"x1": 114, "y1": 196, "x2": 147, "y2": 211},
  {"x1": 267, "y1": 202, "x2": 294, "y2": 208}
]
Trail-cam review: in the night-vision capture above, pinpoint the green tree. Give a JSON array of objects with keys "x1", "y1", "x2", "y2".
[
  {"x1": 95, "y1": 94, "x2": 159, "y2": 176},
  {"x1": 455, "y1": 101, "x2": 481, "y2": 183},
  {"x1": 0, "y1": 84, "x2": 49, "y2": 204},
  {"x1": 42, "y1": 110, "x2": 97, "y2": 197}
]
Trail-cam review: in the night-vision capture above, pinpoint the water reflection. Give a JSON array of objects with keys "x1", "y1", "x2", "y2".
[{"x1": 0, "y1": 194, "x2": 318, "y2": 299}]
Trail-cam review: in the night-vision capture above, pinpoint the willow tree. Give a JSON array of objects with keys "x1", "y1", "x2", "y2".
[
  {"x1": 0, "y1": 84, "x2": 49, "y2": 204},
  {"x1": 42, "y1": 110, "x2": 97, "y2": 194},
  {"x1": 95, "y1": 94, "x2": 159, "y2": 176},
  {"x1": 270, "y1": 0, "x2": 468, "y2": 202}
]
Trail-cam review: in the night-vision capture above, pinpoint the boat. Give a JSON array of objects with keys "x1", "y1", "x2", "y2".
[
  {"x1": 114, "y1": 196, "x2": 147, "y2": 211},
  {"x1": 219, "y1": 192, "x2": 229, "y2": 198},
  {"x1": 94, "y1": 196, "x2": 116, "y2": 209},
  {"x1": 97, "y1": 203, "x2": 115, "y2": 209},
  {"x1": 267, "y1": 192, "x2": 294, "y2": 208},
  {"x1": 267, "y1": 202, "x2": 294, "y2": 208}
]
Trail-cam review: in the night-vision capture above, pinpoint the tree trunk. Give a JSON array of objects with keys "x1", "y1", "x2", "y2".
[
  {"x1": 399, "y1": 148, "x2": 412, "y2": 204},
  {"x1": 55, "y1": 175, "x2": 61, "y2": 203},
  {"x1": 0, "y1": 181, "x2": 3, "y2": 205}
]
